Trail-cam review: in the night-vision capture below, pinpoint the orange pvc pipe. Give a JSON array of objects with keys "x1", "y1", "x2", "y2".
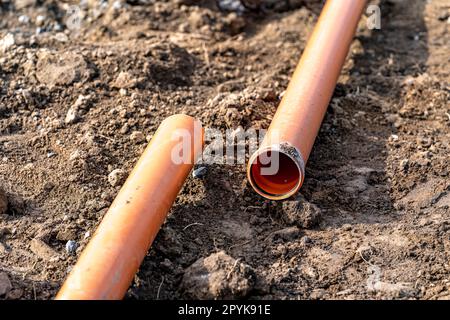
[
  {"x1": 56, "y1": 114, "x2": 203, "y2": 300},
  {"x1": 248, "y1": 0, "x2": 367, "y2": 200}
]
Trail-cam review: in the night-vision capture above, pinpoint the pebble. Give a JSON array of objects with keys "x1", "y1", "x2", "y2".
[
  {"x1": 130, "y1": 131, "x2": 145, "y2": 144},
  {"x1": 35, "y1": 15, "x2": 46, "y2": 27},
  {"x1": 390, "y1": 134, "x2": 399, "y2": 142},
  {"x1": 192, "y1": 166, "x2": 207, "y2": 179},
  {"x1": 112, "y1": 71, "x2": 138, "y2": 89},
  {"x1": 65, "y1": 105, "x2": 79, "y2": 124},
  {"x1": 54, "y1": 32, "x2": 68, "y2": 42},
  {"x1": 119, "y1": 88, "x2": 128, "y2": 96},
  {"x1": 53, "y1": 23, "x2": 63, "y2": 32},
  {"x1": 112, "y1": 0, "x2": 122, "y2": 11},
  {"x1": 0, "y1": 272, "x2": 12, "y2": 297},
  {"x1": 0, "y1": 33, "x2": 15, "y2": 52},
  {"x1": 46, "y1": 151, "x2": 56, "y2": 158},
  {"x1": 18, "y1": 15, "x2": 30, "y2": 24},
  {"x1": 0, "y1": 189, "x2": 8, "y2": 215},
  {"x1": 65, "y1": 240, "x2": 78, "y2": 255},
  {"x1": 216, "y1": 0, "x2": 245, "y2": 13},
  {"x1": 108, "y1": 169, "x2": 126, "y2": 187}
]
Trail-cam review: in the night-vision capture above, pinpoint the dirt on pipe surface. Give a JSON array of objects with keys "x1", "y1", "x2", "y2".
[{"x1": 0, "y1": 0, "x2": 449, "y2": 300}]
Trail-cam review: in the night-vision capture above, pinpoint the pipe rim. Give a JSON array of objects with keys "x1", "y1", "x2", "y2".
[{"x1": 247, "y1": 143, "x2": 305, "y2": 200}]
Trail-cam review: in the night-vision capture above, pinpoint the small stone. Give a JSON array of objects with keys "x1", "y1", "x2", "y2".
[
  {"x1": 181, "y1": 251, "x2": 255, "y2": 299},
  {"x1": 0, "y1": 33, "x2": 15, "y2": 52},
  {"x1": 112, "y1": 71, "x2": 139, "y2": 89},
  {"x1": 192, "y1": 166, "x2": 207, "y2": 179},
  {"x1": 390, "y1": 134, "x2": 399, "y2": 142},
  {"x1": 130, "y1": 131, "x2": 145, "y2": 144},
  {"x1": 65, "y1": 240, "x2": 78, "y2": 254},
  {"x1": 119, "y1": 88, "x2": 128, "y2": 96},
  {"x1": 54, "y1": 32, "x2": 69, "y2": 42},
  {"x1": 65, "y1": 105, "x2": 79, "y2": 124},
  {"x1": 112, "y1": 0, "x2": 122, "y2": 10},
  {"x1": 0, "y1": 189, "x2": 8, "y2": 215},
  {"x1": 18, "y1": 15, "x2": 30, "y2": 24},
  {"x1": 120, "y1": 124, "x2": 129, "y2": 134},
  {"x1": 53, "y1": 23, "x2": 63, "y2": 32},
  {"x1": 35, "y1": 15, "x2": 46, "y2": 27},
  {"x1": 47, "y1": 151, "x2": 56, "y2": 158},
  {"x1": 84, "y1": 231, "x2": 90, "y2": 239},
  {"x1": 0, "y1": 272, "x2": 12, "y2": 296},
  {"x1": 108, "y1": 169, "x2": 126, "y2": 187},
  {"x1": 30, "y1": 238, "x2": 59, "y2": 260}
]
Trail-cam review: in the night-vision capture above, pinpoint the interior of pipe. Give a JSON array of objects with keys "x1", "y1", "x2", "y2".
[{"x1": 249, "y1": 150, "x2": 301, "y2": 199}]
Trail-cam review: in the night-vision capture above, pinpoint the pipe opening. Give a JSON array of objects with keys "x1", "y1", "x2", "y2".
[{"x1": 248, "y1": 149, "x2": 302, "y2": 200}]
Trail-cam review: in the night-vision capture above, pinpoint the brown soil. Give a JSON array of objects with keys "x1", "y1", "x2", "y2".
[{"x1": 0, "y1": 0, "x2": 449, "y2": 300}]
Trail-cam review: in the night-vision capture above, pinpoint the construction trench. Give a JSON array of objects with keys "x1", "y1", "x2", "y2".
[{"x1": 1, "y1": 0, "x2": 450, "y2": 300}]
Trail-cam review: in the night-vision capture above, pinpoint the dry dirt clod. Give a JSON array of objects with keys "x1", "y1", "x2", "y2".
[
  {"x1": 108, "y1": 169, "x2": 126, "y2": 187},
  {"x1": 281, "y1": 195, "x2": 321, "y2": 228},
  {"x1": 0, "y1": 272, "x2": 12, "y2": 297},
  {"x1": 30, "y1": 238, "x2": 59, "y2": 261},
  {"x1": 56, "y1": 228, "x2": 77, "y2": 242},
  {"x1": 112, "y1": 71, "x2": 139, "y2": 89},
  {"x1": 36, "y1": 51, "x2": 92, "y2": 88},
  {"x1": 181, "y1": 251, "x2": 255, "y2": 299},
  {"x1": 0, "y1": 189, "x2": 8, "y2": 215}
]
